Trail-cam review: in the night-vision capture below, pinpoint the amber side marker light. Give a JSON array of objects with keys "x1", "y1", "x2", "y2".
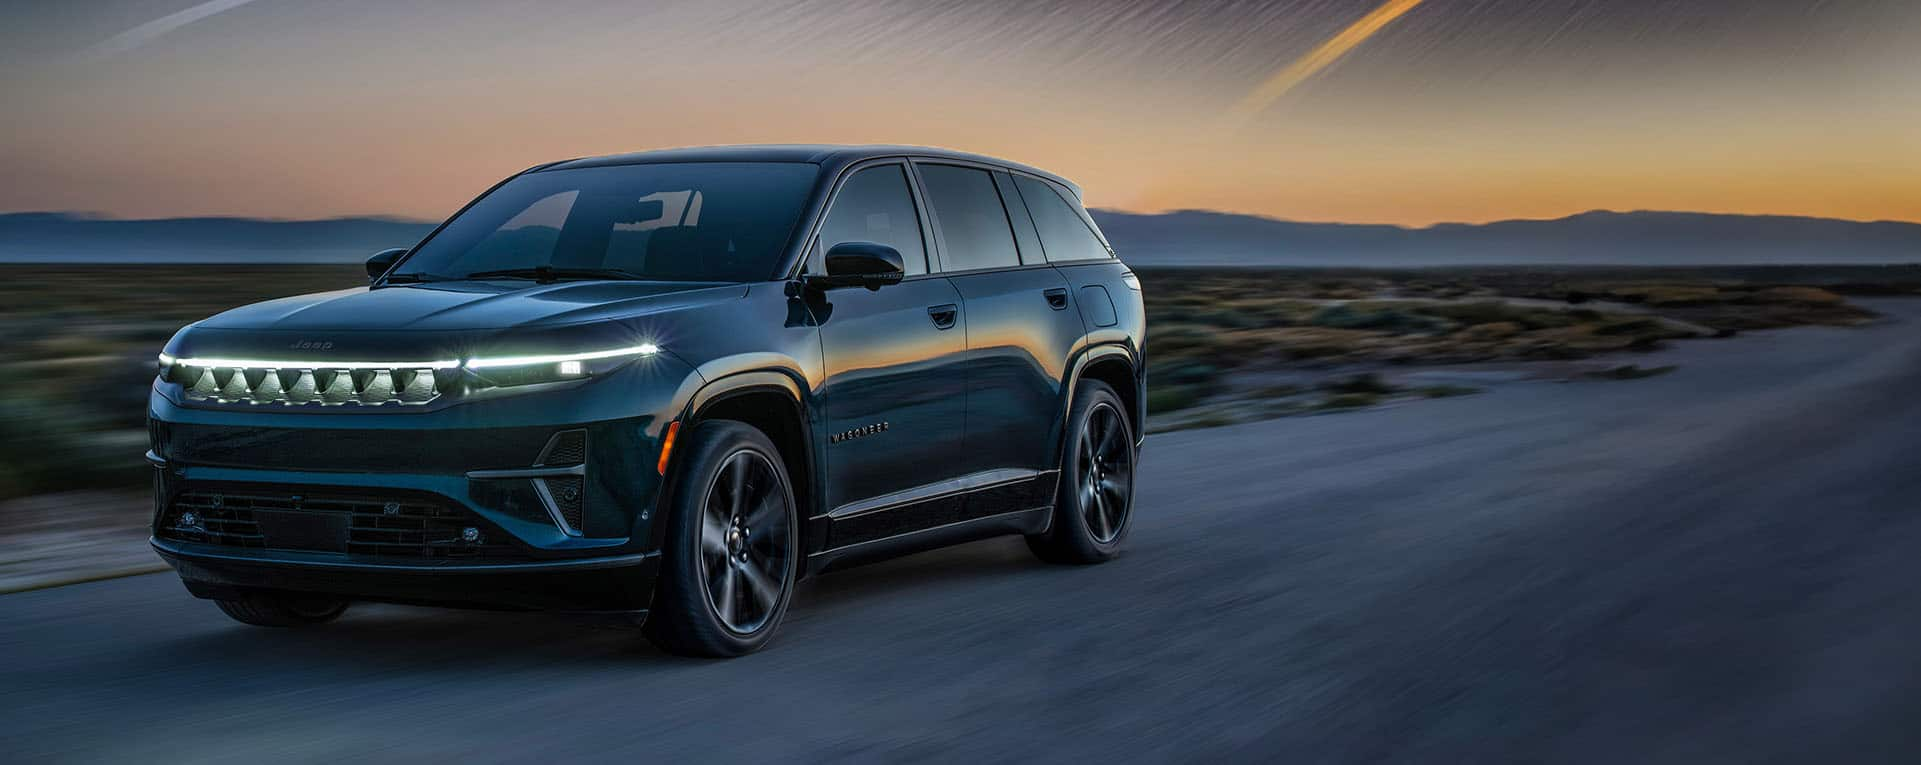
[{"x1": 656, "y1": 420, "x2": 681, "y2": 474}]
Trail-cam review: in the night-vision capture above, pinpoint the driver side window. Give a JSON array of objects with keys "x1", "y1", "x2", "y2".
[{"x1": 816, "y1": 165, "x2": 928, "y2": 276}]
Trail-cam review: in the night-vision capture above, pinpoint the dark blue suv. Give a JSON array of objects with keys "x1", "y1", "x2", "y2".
[{"x1": 148, "y1": 145, "x2": 1146, "y2": 656}]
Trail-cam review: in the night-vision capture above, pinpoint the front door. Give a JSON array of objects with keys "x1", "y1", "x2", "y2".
[{"x1": 809, "y1": 163, "x2": 968, "y2": 547}]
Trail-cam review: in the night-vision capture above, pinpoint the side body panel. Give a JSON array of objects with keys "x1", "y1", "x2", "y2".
[{"x1": 807, "y1": 278, "x2": 969, "y2": 531}]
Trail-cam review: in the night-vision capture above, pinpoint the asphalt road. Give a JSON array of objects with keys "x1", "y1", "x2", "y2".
[{"x1": 8, "y1": 300, "x2": 1921, "y2": 763}]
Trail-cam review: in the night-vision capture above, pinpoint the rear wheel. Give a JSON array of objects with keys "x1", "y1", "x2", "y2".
[
  {"x1": 214, "y1": 592, "x2": 350, "y2": 627},
  {"x1": 1027, "y1": 380, "x2": 1135, "y2": 564},
  {"x1": 645, "y1": 420, "x2": 799, "y2": 657}
]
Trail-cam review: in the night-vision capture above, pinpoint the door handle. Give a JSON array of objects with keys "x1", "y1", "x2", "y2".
[
  {"x1": 927, "y1": 304, "x2": 958, "y2": 330},
  {"x1": 1043, "y1": 288, "x2": 1069, "y2": 310}
]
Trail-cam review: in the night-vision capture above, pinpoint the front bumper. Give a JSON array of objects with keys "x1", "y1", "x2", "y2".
[
  {"x1": 153, "y1": 537, "x2": 659, "y2": 612},
  {"x1": 146, "y1": 356, "x2": 696, "y2": 611}
]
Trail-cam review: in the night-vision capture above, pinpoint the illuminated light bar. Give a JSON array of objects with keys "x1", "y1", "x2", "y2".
[
  {"x1": 463, "y1": 343, "x2": 660, "y2": 370},
  {"x1": 166, "y1": 356, "x2": 462, "y2": 370}
]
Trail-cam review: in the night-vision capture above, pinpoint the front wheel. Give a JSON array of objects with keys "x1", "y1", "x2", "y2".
[
  {"x1": 645, "y1": 420, "x2": 799, "y2": 657},
  {"x1": 1027, "y1": 380, "x2": 1136, "y2": 564}
]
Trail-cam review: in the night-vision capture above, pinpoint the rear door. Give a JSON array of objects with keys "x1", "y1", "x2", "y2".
[
  {"x1": 913, "y1": 161, "x2": 1083, "y2": 514},
  {"x1": 1011, "y1": 172, "x2": 1145, "y2": 429},
  {"x1": 810, "y1": 162, "x2": 969, "y2": 540}
]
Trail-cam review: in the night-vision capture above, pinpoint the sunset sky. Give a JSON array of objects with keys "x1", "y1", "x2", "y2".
[{"x1": 1, "y1": 0, "x2": 1915, "y2": 226}]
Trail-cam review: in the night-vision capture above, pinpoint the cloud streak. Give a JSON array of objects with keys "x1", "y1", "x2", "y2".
[
  {"x1": 1224, "y1": 0, "x2": 1427, "y2": 127},
  {"x1": 83, "y1": 0, "x2": 263, "y2": 58}
]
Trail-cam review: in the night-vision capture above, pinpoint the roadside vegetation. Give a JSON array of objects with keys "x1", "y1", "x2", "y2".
[
  {"x1": 0, "y1": 263, "x2": 1912, "y2": 509},
  {"x1": 0, "y1": 265, "x2": 362, "y2": 502},
  {"x1": 1138, "y1": 265, "x2": 1910, "y2": 431}
]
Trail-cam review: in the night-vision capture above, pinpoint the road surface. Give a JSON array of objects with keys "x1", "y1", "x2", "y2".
[{"x1": 7, "y1": 300, "x2": 1921, "y2": 763}]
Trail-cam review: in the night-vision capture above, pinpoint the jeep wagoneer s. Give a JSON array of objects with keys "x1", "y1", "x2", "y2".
[{"x1": 149, "y1": 145, "x2": 1145, "y2": 656}]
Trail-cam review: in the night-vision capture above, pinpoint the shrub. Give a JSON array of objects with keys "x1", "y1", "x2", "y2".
[
  {"x1": 1252, "y1": 384, "x2": 1306, "y2": 399},
  {"x1": 1318, "y1": 392, "x2": 1381, "y2": 410},
  {"x1": 1321, "y1": 373, "x2": 1397, "y2": 395},
  {"x1": 1156, "y1": 360, "x2": 1223, "y2": 387},
  {"x1": 0, "y1": 396, "x2": 141, "y2": 500},
  {"x1": 1618, "y1": 286, "x2": 1722, "y2": 306},
  {"x1": 1414, "y1": 300, "x2": 1578, "y2": 330},
  {"x1": 1587, "y1": 364, "x2": 1677, "y2": 380},
  {"x1": 1591, "y1": 317, "x2": 1665, "y2": 336},
  {"x1": 1309, "y1": 303, "x2": 1449, "y2": 334},
  {"x1": 1748, "y1": 286, "x2": 1845, "y2": 306},
  {"x1": 1146, "y1": 385, "x2": 1205, "y2": 414}
]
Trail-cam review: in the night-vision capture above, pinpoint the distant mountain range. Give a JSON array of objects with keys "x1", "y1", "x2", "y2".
[
  {"x1": 2, "y1": 209, "x2": 1917, "y2": 266},
  {"x1": 0, "y1": 212, "x2": 435, "y2": 264},
  {"x1": 1094, "y1": 209, "x2": 1921, "y2": 266}
]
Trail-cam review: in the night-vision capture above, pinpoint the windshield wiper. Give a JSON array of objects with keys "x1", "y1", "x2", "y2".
[
  {"x1": 461, "y1": 266, "x2": 648, "y2": 284},
  {"x1": 381, "y1": 272, "x2": 446, "y2": 284}
]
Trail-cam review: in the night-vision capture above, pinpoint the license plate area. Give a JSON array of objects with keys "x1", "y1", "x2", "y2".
[{"x1": 252, "y1": 510, "x2": 350, "y2": 553}]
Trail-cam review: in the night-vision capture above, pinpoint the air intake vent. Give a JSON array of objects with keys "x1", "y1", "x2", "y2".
[
  {"x1": 528, "y1": 430, "x2": 589, "y2": 534},
  {"x1": 168, "y1": 365, "x2": 444, "y2": 407},
  {"x1": 538, "y1": 430, "x2": 587, "y2": 466},
  {"x1": 539, "y1": 475, "x2": 585, "y2": 531}
]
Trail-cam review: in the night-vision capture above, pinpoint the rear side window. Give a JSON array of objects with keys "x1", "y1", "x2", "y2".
[
  {"x1": 817, "y1": 165, "x2": 928, "y2": 275},
  {"x1": 918, "y1": 164, "x2": 1020, "y2": 272},
  {"x1": 1013, "y1": 175, "x2": 1111, "y2": 262}
]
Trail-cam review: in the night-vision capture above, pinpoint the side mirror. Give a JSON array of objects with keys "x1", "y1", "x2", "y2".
[
  {"x1": 809, "y1": 242, "x2": 904, "y2": 291},
  {"x1": 366, "y1": 248, "x2": 408, "y2": 281}
]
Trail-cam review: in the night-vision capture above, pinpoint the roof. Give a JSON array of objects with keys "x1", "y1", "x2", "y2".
[{"x1": 537, "y1": 144, "x2": 1082, "y2": 197}]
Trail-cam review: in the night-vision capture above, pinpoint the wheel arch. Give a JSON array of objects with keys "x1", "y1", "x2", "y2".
[
  {"x1": 1066, "y1": 343, "x2": 1143, "y2": 448},
  {"x1": 660, "y1": 369, "x2": 819, "y2": 558}
]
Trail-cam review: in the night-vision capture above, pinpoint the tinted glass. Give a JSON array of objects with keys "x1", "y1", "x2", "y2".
[
  {"x1": 1013, "y1": 175, "x2": 1111, "y2": 262},
  {"x1": 816, "y1": 165, "x2": 927, "y2": 276},
  {"x1": 994, "y1": 171, "x2": 1047, "y2": 265},
  {"x1": 918, "y1": 164, "x2": 1020, "y2": 271},
  {"x1": 394, "y1": 162, "x2": 817, "y2": 283}
]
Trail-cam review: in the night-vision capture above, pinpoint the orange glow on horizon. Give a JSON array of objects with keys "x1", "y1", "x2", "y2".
[{"x1": 1, "y1": 1, "x2": 1916, "y2": 227}]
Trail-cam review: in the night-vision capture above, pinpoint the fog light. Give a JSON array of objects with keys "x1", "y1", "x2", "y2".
[{"x1": 461, "y1": 526, "x2": 481, "y2": 543}]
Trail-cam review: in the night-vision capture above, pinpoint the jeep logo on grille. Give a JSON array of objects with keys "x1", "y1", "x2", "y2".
[{"x1": 288, "y1": 340, "x2": 334, "y2": 351}]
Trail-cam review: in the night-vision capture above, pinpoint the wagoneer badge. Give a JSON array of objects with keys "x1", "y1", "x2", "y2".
[{"x1": 830, "y1": 421, "x2": 889, "y2": 444}]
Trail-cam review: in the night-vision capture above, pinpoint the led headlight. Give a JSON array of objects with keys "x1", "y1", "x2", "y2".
[{"x1": 463, "y1": 343, "x2": 659, "y2": 388}]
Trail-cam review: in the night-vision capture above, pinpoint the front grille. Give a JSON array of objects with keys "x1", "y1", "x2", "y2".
[
  {"x1": 168, "y1": 366, "x2": 444, "y2": 407},
  {"x1": 159, "y1": 489, "x2": 520, "y2": 560}
]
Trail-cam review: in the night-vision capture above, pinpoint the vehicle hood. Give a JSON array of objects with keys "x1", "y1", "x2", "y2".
[{"x1": 194, "y1": 280, "x2": 744, "y2": 332}]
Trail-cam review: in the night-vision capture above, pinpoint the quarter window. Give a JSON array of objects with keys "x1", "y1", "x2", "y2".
[
  {"x1": 817, "y1": 165, "x2": 928, "y2": 275},
  {"x1": 1013, "y1": 175, "x2": 1111, "y2": 262},
  {"x1": 918, "y1": 164, "x2": 1020, "y2": 271}
]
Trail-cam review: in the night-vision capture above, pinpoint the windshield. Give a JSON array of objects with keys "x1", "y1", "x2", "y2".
[{"x1": 391, "y1": 162, "x2": 818, "y2": 283}]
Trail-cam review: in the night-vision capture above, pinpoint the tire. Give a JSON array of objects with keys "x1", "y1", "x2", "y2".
[
  {"x1": 1027, "y1": 380, "x2": 1136, "y2": 565},
  {"x1": 645, "y1": 420, "x2": 800, "y2": 657},
  {"x1": 214, "y1": 592, "x2": 350, "y2": 627}
]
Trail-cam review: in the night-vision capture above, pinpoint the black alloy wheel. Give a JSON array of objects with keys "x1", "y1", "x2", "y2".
[
  {"x1": 697, "y1": 449, "x2": 793, "y2": 635},
  {"x1": 646, "y1": 420, "x2": 799, "y2": 657},
  {"x1": 1027, "y1": 380, "x2": 1135, "y2": 564}
]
